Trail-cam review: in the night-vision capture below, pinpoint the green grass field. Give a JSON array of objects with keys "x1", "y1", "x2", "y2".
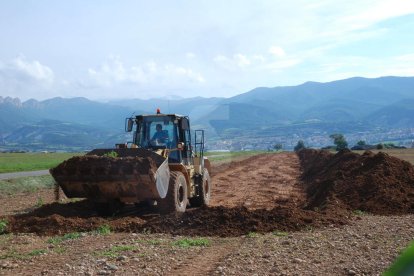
[
  {"x1": 0, "y1": 175, "x2": 55, "y2": 195},
  {"x1": 2, "y1": 149, "x2": 412, "y2": 174},
  {"x1": 0, "y1": 152, "x2": 83, "y2": 173},
  {"x1": 205, "y1": 150, "x2": 268, "y2": 163}
]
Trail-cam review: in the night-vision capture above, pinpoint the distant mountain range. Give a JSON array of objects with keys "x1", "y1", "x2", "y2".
[{"x1": 1, "y1": 76, "x2": 414, "y2": 151}]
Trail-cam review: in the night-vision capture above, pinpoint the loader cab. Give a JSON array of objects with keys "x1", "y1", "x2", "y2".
[{"x1": 126, "y1": 114, "x2": 192, "y2": 164}]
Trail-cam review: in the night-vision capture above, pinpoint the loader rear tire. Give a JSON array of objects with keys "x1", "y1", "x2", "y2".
[
  {"x1": 190, "y1": 168, "x2": 211, "y2": 207},
  {"x1": 158, "y1": 171, "x2": 188, "y2": 214}
]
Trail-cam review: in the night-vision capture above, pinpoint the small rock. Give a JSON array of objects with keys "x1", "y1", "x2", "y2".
[
  {"x1": 117, "y1": 255, "x2": 128, "y2": 262},
  {"x1": 292, "y1": 258, "x2": 304, "y2": 264},
  {"x1": 96, "y1": 259, "x2": 107, "y2": 265},
  {"x1": 270, "y1": 266, "x2": 280, "y2": 273},
  {"x1": 98, "y1": 270, "x2": 110, "y2": 275},
  {"x1": 347, "y1": 269, "x2": 356, "y2": 275},
  {"x1": 106, "y1": 264, "x2": 118, "y2": 271}
]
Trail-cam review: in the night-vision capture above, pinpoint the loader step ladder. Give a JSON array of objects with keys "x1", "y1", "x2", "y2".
[{"x1": 194, "y1": 130, "x2": 205, "y2": 160}]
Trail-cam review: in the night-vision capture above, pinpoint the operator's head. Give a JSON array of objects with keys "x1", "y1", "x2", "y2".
[{"x1": 156, "y1": 124, "x2": 162, "y2": 131}]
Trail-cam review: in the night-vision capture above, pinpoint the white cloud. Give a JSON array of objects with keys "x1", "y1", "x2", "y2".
[
  {"x1": 298, "y1": 0, "x2": 414, "y2": 50},
  {"x1": 234, "y1": 54, "x2": 250, "y2": 67},
  {"x1": 214, "y1": 54, "x2": 256, "y2": 70},
  {"x1": 299, "y1": 52, "x2": 414, "y2": 83},
  {"x1": 214, "y1": 49, "x2": 300, "y2": 73},
  {"x1": 269, "y1": 46, "x2": 286, "y2": 58},
  {"x1": 265, "y1": 58, "x2": 302, "y2": 72},
  {"x1": 4, "y1": 55, "x2": 54, "y2": 84},
  {"x1": 186, "y1": 52, "x2": 196, "y2": 59},
  {"x1": 0, "y1": 55, "x2": 55, "y2": 99},
  {"x1": 88, "y1": 57, "x2": 205, "y2": 88},
  {"x1": 340, "y1": 0, "x2": 414, "y2": 30}
]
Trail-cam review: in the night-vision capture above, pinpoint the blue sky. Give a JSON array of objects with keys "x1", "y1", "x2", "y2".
[{"x1": 0, "y1": 0, "x2": 413, "y2": 100}]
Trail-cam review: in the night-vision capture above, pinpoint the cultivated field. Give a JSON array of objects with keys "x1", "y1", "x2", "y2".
[
  {"x1": 0, "y1": 149, "x2": 413, "y2": 275},
  {"x1": 0, "y1": 152, "x2": 83, "y2": 173}
]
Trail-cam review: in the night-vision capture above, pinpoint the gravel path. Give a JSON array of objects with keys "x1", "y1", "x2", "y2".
[{"x1": 0, "y1": 170, "x2": 50, "y2": 180}]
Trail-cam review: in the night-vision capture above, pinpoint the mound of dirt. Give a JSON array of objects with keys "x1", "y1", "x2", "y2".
[
  {"x1": 3, "y1": 200, "x2": 347, "y2": 237},
  {"x1": 298, "y1": 149, "x2": 414, "y2": 214},
  {"x1": 50, "y1": 155, "x2": 160, "y2": 179},
  {"x1": 142, "y1": 205, "x2": 348, "y2": 237}
]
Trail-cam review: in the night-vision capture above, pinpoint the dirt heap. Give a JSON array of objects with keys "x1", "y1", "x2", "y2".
[
  {"x1": 297, "y1": 149, "x2": 414, "y2": 214},
  {"x1": 4, "y1": 200, "x2": 346, "y2": 237},
  {"x1": 50, "y1": 155, "x2": 160, "y2": 179}
]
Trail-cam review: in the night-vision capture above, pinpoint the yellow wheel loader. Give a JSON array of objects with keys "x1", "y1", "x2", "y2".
[{"x1": 50, "y1": 111, "x2": 211, "y2": 215}]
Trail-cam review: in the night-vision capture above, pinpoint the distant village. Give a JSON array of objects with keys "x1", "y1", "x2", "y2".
[{"x1": 205, "y1": 127, "x2": 414, "y2": 151}]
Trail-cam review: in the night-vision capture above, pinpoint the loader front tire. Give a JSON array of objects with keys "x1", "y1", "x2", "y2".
[
  {"x1": 158, "y1": 171, "x2": 188, "y2": 214},
  {"x1": 190, "y1": 168, "x2": 211, "y2": 207}
]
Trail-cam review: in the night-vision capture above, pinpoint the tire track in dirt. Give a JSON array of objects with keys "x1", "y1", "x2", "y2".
[
  {"x1": 211, "y1": 153, "x2": 306, "y2": 209},
  {"x1": 171, "y1": 239, "x2": 241, "y2": 276}
]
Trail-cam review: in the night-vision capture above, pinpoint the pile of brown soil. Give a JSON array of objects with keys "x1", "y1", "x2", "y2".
[
  {"x1": 50, "y1": 155, "x2": 160, "y2": 179},
  {"x1": 4, "y1": 200, "x2": 347, "y2": 237},
  {"x1": 142, "y1": 205, "x2": 347, "y2": 237},
  {"x1": 297, "y1": 149, "x2": 414, "y2": 214}
]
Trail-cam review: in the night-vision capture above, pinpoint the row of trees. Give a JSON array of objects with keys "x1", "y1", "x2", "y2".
[
  {"x1": 293, "y1": 134, "x2": 347, "y2": 152},
  {"x1": 293, "y1": 134, "x2": 406, "y2": 152}
]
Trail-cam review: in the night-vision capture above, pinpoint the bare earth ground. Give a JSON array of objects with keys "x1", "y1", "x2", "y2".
[{"x1": 0, "y1": 152, "x2": 413, "y2": 275}]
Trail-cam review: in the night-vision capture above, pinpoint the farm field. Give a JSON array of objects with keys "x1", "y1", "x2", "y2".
[
  {"x1": 0, "y1": 153, "x2": 83, "y2": 173},
  {"x1": 354, "y1": 148, "x2": 414, "y2": 165},
  {"x1": 0, "y1": 150, "x2": 413, "y2": 275}
]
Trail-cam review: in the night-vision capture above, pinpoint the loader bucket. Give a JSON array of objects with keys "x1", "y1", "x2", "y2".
[{"x1": 50, "y1": 148, "x2": 170, "y2": 202}]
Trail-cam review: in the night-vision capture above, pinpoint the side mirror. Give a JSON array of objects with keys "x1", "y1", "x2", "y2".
[{"x1": 125, "y1": 118, "x2": 134, "y2": 132}]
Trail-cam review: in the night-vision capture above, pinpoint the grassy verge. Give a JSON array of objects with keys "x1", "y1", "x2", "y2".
[
  {"x1": 172, "y1": 238, "x2": 210, "y2": 247},
  {"x1": 0, "y1": 152, "x2": 83, "y2": 173},
  {"x1": 0, "y1": 175, "x2": 55, "y2": 196}
]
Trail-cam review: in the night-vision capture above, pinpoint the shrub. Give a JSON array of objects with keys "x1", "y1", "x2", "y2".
[
  {"x1": 329, "y1": 134, "x2": 348, "y2": 151},
  {"x1": 95, "y1": 224, "x2": 111, "y2": 235},
  {"x1": 103, "y1": 151, "x2": 118, "y2": 158},
  {"x1": 0, "y1": 219, "x2": 7, "y2": 234},
  {"x1": 294, "y1": 140, "x2": 306, "y2": 152}
]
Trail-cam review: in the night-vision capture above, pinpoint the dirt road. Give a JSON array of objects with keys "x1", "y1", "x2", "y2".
[
  {"x1": 0, "y1": 151, "x2": 413, "y2": 275},
  {"x1": 211, "y1": 153, "x2": 306, "y2": 209},
  {"x1": 0, "y1": 170, "x2": 49, "y2": 180}
]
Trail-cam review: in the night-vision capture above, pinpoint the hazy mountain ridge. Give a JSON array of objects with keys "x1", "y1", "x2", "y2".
[
  {"x1": 1, "y1": 76, "x2": 414, "y2": 151},
  {"x1": 201, "y1": 76, "x2": 414, "y2": 134}
]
